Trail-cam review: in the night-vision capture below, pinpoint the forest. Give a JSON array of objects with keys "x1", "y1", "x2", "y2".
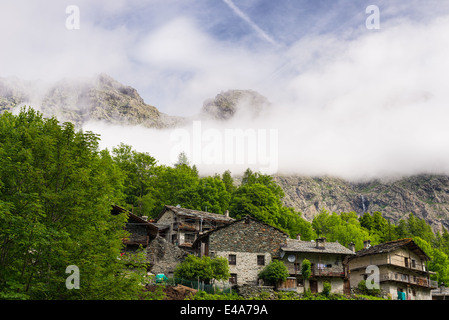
[{"x1": 1, "y1": 108, "x2": 448, "y2": 299}]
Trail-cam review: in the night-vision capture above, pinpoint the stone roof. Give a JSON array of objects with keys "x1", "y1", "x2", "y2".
[
  {"x1": 349, "y1": 238, "x2": 430, "y2": 261},
  {"x1": 158, "y1": 205, "x2": 235, "y2": 223},
  {"x1": 194, "y1": 215, "x2": 289, "y2": 245},
  {"x1": 281, "y1": 238, "x2": 355, "y2": 255}
]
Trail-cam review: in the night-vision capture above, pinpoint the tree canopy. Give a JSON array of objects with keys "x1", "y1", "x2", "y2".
[{"x1": 0, "y1": 108, "x2": 146, "y2": 299}]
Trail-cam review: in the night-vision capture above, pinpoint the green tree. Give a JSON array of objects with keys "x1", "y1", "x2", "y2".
[
  {"x1": 312, "y1": 211, "x2": 371, "y2": 250},
  {"x1": 0, "y1": 108, "x2": 144, "y2": 299},
  {"x1": 277, "y1": 207, "x2": 316, "y2": 241},
  {"x1": 230, "y1": 170, "x2": 314, "y2": 239},
  {"x1": 221, "y1": 170, "x2": 237, "y2": 194},
  {"x1": 322, "y1": 281, "x2": 332, "y2": 297},
  {"x1": 258, "y1": 259, "x2": 289, "y2": 285},
  {"x1": 301, "y1": 259, "x2": 312, "y2": 280},
  {"x1": 174, "y1": 255, "x2": 230, "y2": 284},
  {"x1": 112, "y1": 143, "x2": 157, "y2": 215},
  {"x1": 229, "y1": 183, "x2": 281, "y2": 227},
  {"x1": 312, "y1": 209, "x2": 331, "y2": 237},
  {"x1": 179, "y1": 176, "x2": 231, "y2": 214}
]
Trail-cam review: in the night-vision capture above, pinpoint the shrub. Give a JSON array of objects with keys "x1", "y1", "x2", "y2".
[
  {"x1": 174, "y1": 255, "x2": 230, "y2": 284},
  {"x1": 258, "y1": 260, "x2": 289, "y2": 285},
  {"x1": 357, "y1": 280, "x2": 381, "y2": 297},
  {"x1": 301, "y1": 259, "x2": 312, "y2": 279},
  {"x1": 322, "y1": 281, "x2": 331, "y2": 297}
]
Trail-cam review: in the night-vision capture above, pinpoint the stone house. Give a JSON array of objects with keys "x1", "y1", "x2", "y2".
[
  {"x1": 111, "y1": 205, "x2": 158, "y2": 252},
  {"x1": 154, "y1": 205, "x2": 235, "y2": 254},
  {"x1": 280, "y1": 236, "x2": 355, "y2": 294},
  {"x1": 347, "y1": 238, "x2": 438, "y2": 300},
  {"x1": 193, "y1": 216, "x2": 289, "y2": 286}
]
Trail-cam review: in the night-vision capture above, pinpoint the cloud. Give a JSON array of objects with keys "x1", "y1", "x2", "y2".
[
  {"x1": 3, "y1": 1, "x2": 449, "y2": 181},
  {"x1": 86, "y1": 12, "x2": 449, "y2": 182}
]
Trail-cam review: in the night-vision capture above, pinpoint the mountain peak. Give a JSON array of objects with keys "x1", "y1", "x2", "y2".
[
  {"x1": 0, "y1": 74, "x2": 183, "y2": 128},
  {"x1": 201, "y1": 89, "x2": 271, "y2": 121}
]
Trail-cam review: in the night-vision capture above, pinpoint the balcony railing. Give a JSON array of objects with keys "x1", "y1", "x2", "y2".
[
  {"x1": 173, "y1": 222, "x2": 197, "y2": 231},
  {"x1": 312, "y1": 266, "x2": 345, "y2": 277},
  {"x1": 380, "y1": 272, "x2": 438, "y2": 288}
]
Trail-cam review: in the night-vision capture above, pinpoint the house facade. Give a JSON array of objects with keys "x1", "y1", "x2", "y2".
[
  {"x1": 154, "y1": 205, "x2": 235, "y2": 253},
  {"x1": 280, "y1": 236, "x2": 355, "y2": 294},
  {"x1": 111, "y1": 205, "x2": 158, "y2": 252},
  {"x1": 193, "y1": 216, "x2": 289, "y2": 285},
  {"x1": 347, "y1": 239, "x2": 438, "y2": 300}
]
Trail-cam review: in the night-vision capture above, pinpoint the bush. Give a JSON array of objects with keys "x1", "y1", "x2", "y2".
[
  {"x1": 357, "y1": 280, "x2": 381, "y2": 297},
  {"x1": 174, "y1": 255, "x2": 230, "y2": 284},
  {"x1": 322, "y1": 281, "x2": 331, "y2": 297},
  {"x1": 301, "y1": 259, "x2": 312, "y2": 279},
  {"x1": 258, "y1": 260, "x2": 289, "y2": 285}
]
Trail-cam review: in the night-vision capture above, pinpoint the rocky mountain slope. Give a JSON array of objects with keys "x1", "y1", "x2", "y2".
[
  {"x1": 1, "y1": 74, "x2": 448, "y2": 232},
  {"x1": 0, "y1": 74, "x2": 184, "y2": 128},
  {"x1": 200, "y1": 89, "x2": 271, "y2": 121},
  {"x1": 275, "y1": 174, "x2": 449, "y2": 232}
]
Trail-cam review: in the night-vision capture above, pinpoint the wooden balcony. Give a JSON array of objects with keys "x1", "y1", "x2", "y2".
[
  {"x1": 380, "y1": 272, "x2": 438, "y2": 288},
  {"x1": 173, "y1": 222, "x2": 197, "y2": 231},
  {"x1": 312, "y1": 266, "x2": 345, "y2": 277}
]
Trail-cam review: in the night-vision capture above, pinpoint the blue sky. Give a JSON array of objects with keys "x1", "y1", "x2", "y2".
[{"x1": 2, "y1": 0, "x2": 449, "y2": 178}]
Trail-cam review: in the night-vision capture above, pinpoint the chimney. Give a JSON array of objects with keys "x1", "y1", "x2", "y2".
[
  {"x1": 142, "y1": 216, "x2": 148, "y2": 221},
  {"x1": 225, "y1": 210, "x2": 229, "y2": 218},
  {"x1": 348, "y1": 242, "x2": 355, "y2": 253},
  {"x1": 316, "y1": 237, "x2": 326, "y2": 249},
  {"x1": 363, "y1": 240, "x2": 371, "y2": 249},
  {"x1": 296, "y1": 234, "x2": 301, "y2": 241}
]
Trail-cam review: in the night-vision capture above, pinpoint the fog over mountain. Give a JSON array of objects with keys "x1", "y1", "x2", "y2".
[{"x1": 2, "y1": 1, "x2": 449, "y2": 230}]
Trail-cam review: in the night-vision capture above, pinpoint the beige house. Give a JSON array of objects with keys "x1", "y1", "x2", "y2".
[
  {"x1": 280, "y1": 236, "x2": 355, "y2": 294},
  {"x1": 347, "y1": 238, "x2": 438, "y2": 300}
]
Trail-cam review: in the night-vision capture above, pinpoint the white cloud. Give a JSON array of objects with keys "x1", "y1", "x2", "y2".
[{"x1": 2, "y1": 1, "x2": 449, "y2": 180}]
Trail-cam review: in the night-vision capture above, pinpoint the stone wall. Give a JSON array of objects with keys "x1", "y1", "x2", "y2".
[
  {"x1": 208, "y1": 217, "x2": 288, "y2": 285},
  {"x1": 146, "y1": 236, "x2": 187, "y2": 276},
  {"x1": 215, "y1": 251, "x2": 271, "y2": 285},
  {"x1": 233, "y1": 285, "x2": 276, "y2": 299}
]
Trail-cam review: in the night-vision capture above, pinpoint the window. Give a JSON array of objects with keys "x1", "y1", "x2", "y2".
[
  {"x1": 404, "y1": 257, "x2": 409, "y2": 268},
  {"x1": 294, "y1": 263, "x2": 301, "y2": 273},
  {"x1": 411, "y1": 259, "x2": 416, "y2": 268},
  {"x1": 184, "y1": 233, "x2": 195, "y2": 243},
  {"x1": 229, "y1": 274, "x2": 237, "y2": 285},
  {"x1": 257, "y1": 255, "x2": 265, "y2": 266},
  {"x1": 228, "y1": 254, "x2": 236, "y2": 265}
]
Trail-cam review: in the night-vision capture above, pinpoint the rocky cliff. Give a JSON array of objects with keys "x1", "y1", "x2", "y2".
[
  {"x1": 275, "y1": 174, "x2": 449, "y2": 232},
  {"x1": 201, "y1": 89, "x2": 271, "y2": 121},
  {"x1": 0, "y1": 74, "x2": 184, "y2": 128}
]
